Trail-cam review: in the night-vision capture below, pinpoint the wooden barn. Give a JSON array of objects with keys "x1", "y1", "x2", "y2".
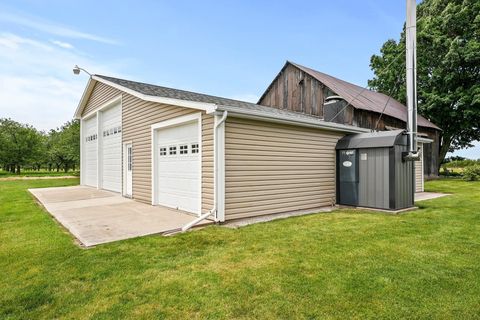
[{"x1": 258, "y1": 61, "x2": 441, "y2": 177}]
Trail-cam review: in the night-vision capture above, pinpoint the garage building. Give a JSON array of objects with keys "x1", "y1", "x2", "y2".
[{"x1": 75, "y1": 70, "x2": 436, "y2": 222}]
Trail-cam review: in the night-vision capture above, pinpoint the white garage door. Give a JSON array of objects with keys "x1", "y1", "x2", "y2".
[
  {"x1": 83, "y1": 116, "x2": 97, "y2": 187},
  {"x1": 157, "y1": 120, "x2": 200, "y2": 214},
  {"x1": 100, "y1": 104, "x2": 122, "y2": 192}
]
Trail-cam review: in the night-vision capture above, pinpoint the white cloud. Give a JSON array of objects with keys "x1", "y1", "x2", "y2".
[
  {"x1": 51, "y1": 39, "x2": 74, "y2": 49},
  {"x1": 0, "y1": 33, "x2": 127, "y2": 131},
  {"x1": 0, "y1": 11, "x2": 119, "y2": 45}
]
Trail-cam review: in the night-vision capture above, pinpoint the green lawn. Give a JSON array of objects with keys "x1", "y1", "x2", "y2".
[{"x1": 1, "y1": 178, "x2": 479, "y2": 319}]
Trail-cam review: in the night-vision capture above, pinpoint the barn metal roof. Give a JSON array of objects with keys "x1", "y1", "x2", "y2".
[{"x1": 265, "y1": 61, "x2": 440, "y2": 130}]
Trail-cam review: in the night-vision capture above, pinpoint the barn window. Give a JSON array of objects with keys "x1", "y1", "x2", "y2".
[
  {"x1": 180, "y1": 145, "x2": 188, "y2": 154},
  {"x1": 191, "y1": 143, "x2": 199, "y2": 154},
  {"x1": 169, "y1": 146, "x2": 177, "y2": 155},
  {"x1": 159, "y1": 147, "x2": 167, "y2": 156}
]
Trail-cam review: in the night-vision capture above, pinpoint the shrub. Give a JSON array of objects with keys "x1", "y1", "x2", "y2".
[{"x1": 463, "y1": 165, "x2": 480, "y2": 181}]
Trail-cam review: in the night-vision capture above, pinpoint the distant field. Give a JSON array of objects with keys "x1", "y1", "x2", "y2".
[
  {"x1": 440, "y1": 167, "x2": 464, "y2": 174},
  {"x1": 0, "y1": 170, "x2": 79, "y2": 178}
]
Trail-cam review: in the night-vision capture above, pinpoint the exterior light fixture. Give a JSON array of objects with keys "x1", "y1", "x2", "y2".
[{"x1": 72, "y1": 65, "x2": 91, "y2": 76}]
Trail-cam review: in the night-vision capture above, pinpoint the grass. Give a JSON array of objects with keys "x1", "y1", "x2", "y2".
[
  {"x1": 0, "y1": 169, "x2": 79, "y2": 178},
  {"x1": 1, "y1": 178, "x2": 480, "y2": 319}
]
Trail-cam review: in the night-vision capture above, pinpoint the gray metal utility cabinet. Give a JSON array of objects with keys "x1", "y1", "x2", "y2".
[{"x1": 335, "y1": 130, "x2": 414, "y2": 210}]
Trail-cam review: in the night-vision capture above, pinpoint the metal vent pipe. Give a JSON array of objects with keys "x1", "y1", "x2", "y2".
[{"x1": 406, "y1": 0, "x2": 418, "y2": 157}]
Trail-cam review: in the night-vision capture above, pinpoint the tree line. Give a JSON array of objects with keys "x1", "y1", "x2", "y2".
[
  {"x1": 0, "y1": 118, "x2": 80, "y2": 174},
  {"x1": 368, "y1": 0, "x2": 480, "y2": 168}
]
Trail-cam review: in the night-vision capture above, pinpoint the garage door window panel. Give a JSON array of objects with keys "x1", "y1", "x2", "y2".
[
  {"x1": 180, "y1": 145, "x2": 188, "y2": 155},
  {"x1": 191, "y1": 143, "x2": 199, "y2": 154}
]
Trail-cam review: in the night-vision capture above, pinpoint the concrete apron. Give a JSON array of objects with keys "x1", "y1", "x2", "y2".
[{"x1": 29, "y1": 186, "x2": 211, "y2": 247}]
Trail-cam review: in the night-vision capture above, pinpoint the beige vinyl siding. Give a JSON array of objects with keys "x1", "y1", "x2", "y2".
[
  {"x1": 224, "y1": 117, "x2": 343, "y2": 220},
  {"x1": 82, "y1": 82, "x2": 120, "y2": 116},
  {"x1": 415, "y1": 143, "x2": 424, "y2": 192},
  {"x1": 81, "y1": 82, "x2": 214, "y2": 210},
  {"x1": 202, "y1": 114, "x2": 214, "y2": 213}
]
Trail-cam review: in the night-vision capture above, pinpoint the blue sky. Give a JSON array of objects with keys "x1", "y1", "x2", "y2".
[{"x1": 0, "y1": 0, "x2": 478, "y2": 158}]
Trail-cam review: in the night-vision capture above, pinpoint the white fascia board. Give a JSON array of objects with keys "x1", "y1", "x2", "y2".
[
  {"x1": 74, "y1": 77, "x2": 95, "y2": 119},
  {"x1": 92, "y1": 76, "x2": 218, "y2": 114},
  {"x1": 216, "y1": 106, "x2": 370, "y2": 134}
]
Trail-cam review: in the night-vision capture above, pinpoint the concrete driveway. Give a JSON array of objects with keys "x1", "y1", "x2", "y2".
[{"x1": 29, "y1": 186, "x2": 211, "y2": 247}]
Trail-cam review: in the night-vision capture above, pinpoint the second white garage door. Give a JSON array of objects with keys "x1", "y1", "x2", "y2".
[
  {"x1": 156, "y1": 120, "x2": 200, "y2": 214},
  {"x1": 100, "y1": 104, "x2": 122, "y2": 192},
  {"x1": 83, "y1": 115, "x2": 97, "y2": 187}
]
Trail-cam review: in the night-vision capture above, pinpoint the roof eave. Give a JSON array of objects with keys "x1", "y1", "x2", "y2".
[
  {"x1": 73, "y1": 77, "x2": 96, "y2": 119},
  {"x1": 75, "y1": 76, "x2": 218, "y2": 119},
  {"x1": 216, "y1": 105, "x2": 370, "y2": 134},
  {"x1": 92, "y1": 76, "x2": 217, "y2": 114}
]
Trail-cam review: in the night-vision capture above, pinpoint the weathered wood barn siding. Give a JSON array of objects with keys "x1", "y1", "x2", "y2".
[
  {"x1": 81, "y1": 82, "x2": 214, "y2": 212},
  {"x1": 259, "y1": 63, "x2": 325, "y2": 117},
  {"x1": 258, "y1": 64, "x2": 440, "y2": 176},
  {"x1": 224, "y1": 117, "x2": 343, "y2": 220}
]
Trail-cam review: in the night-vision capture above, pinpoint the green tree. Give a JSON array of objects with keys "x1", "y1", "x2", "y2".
[
  {"x1": 368, "y1": 0, "x2": 480, "y2": 169},
  {"x1": 48, "y1": 120, "x2": 80, "y2": 172},
  {"x1": 0, "y1": 118, "x2": 44, "y2": 174}
]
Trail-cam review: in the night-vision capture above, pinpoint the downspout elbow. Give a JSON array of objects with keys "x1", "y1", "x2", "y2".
[{"x1": 215, "y1": 110, "x2": 228, "y2": 128}]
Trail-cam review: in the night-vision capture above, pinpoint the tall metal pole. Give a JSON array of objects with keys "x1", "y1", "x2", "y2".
[
  {"x1": 405, "y1": 0, "x2": 417, "y2": 157},
  {"x1": 406, "y1": 0, "x2": 418, "y2": 156}
]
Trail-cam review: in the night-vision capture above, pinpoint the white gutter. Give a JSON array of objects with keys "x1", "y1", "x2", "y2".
[{"x1": 218, "y1": 106, "x2": 369, "y2": 134}]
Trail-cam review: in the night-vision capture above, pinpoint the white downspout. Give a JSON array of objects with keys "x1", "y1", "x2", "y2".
[
  {"x1": 214, "y1": 110, "x2": 228, "y2": 222},
  {"x1": 181, "y1": 110, "x2": 227, "y2": 232}
]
